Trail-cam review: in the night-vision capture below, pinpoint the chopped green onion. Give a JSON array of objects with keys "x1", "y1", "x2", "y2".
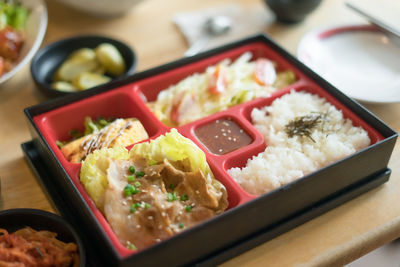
[
  {"x1": 178, "y1": 223, "x2": 184, "y2": 229},
  {"x1": 127, "y1": 243, "x2": 136, "y2": 250},
  {"x1": 127, "y1": 175, "x2": 135, "y2": 182},
  {"x1": 124, "y1": 184, "x2": 134, "y2": 197},
  {"x1": 130, "y1": 204, "x2": 136, "y2": 213},
  {"x1": 180, "y1": 194, "x2": 188, "y2": 201},
  {"x1": 167, "y1": 192, "x2": 177, "y2": 202},
  {"x1": 132, "y1": 187, "x2": 140, "y2": 195},
  {"x1": 169, "y1": 184, "x2": 176, "y2": 190},
  {"x1": 130, "y1": 203, "x2": 144, "y2": 213},
  {"x1": 129, "y1": 166, "x2": 136, "y2": 174},
  {"x1": 144, "y1": 203, "x2": 150, "y2": 209},
  {"x1": 124, "y1": 184, "x2": 139, "y2": 196},
  {"x1": 167, "y1": 193, "x2": 173, "y2": 201},
  {"x1": 185, "y1": 205, "x2": 192, "y2": 212},
  {"x1": 134, "y1": 181, "x2": 141, "y2": 187},
  {"x1": 135, "y1": 171, "x2": 145, "y2": 177}
]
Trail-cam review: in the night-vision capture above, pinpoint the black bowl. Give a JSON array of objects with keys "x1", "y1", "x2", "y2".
[
  {"x1": 264, "y1": 0, "x2": 322, "y2": 23},
  {"x1": 0, "y1": 208, "x2": 85, "y2": 266},
  {"x1": 31, "y1": 35, "x2": 137, "y2": 98}
]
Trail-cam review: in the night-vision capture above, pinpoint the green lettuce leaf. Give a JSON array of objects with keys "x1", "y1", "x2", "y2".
[
  {"x1": 129, "y1": 128, "x2": 213, "y2": 178},
  {"x1": 80, "y1": 146, "x2": 129, "y2": 207}
]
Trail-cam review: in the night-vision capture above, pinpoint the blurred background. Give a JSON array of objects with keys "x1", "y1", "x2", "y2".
[{"x1": 1, "y1": 0, "x2": 399, "y2": 266}]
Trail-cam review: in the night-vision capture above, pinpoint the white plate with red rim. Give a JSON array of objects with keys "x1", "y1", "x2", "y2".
[{"x1": 297, "y1": 24, "x2": 400, "y2": 104}]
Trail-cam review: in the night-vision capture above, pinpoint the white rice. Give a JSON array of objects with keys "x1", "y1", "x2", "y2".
[{"x1": 227, "y1": 90, "x2": 371, "y2": 195}]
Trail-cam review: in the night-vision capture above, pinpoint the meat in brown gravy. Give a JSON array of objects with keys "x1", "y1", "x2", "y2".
[{"x1": 102, "y1": 158, "x2": 228, "y2": 250}]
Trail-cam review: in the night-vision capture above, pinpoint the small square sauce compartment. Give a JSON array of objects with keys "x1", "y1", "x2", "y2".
[
  {"x1": 194, "y1": 117, "x2": 253, "y2": 155},
  {"x1": 24, "y1": 35, "x2": 397, "y2": 267}
]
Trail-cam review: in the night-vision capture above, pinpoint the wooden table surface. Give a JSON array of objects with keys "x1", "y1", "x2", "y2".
[{"x1": 1, "y1": 0, "x2": 399, "y2": 266}]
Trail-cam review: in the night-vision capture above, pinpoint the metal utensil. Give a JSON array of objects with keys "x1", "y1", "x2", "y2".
[{"x1": 184, "y1": 15, "x2": 232, "y2": 57}]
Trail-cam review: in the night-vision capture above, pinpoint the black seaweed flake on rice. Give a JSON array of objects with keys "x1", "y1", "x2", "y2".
[{"x1": 284, "y1": 112, "x2": 330, "y2": 142}]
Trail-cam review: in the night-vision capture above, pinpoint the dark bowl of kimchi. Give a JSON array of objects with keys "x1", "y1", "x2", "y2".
[{"x1": 0, "y1": 208, "x2": 85, "y2": 267}]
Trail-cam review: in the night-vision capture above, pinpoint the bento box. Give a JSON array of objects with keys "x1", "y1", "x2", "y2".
[{"x1": 24, "y1": 34, "x2": 397, "y2": 267}]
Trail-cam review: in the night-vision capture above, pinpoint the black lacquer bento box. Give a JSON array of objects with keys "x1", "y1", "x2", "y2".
[{"x1": 23, "y1": 34, "x2": 397, "y2": 267}]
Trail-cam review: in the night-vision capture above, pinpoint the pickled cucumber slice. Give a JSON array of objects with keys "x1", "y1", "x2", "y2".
[
  {"x1": 69, "y1": 48, "x2": 96, "y2": 62},
  {"x1": 54, "y1": 48, "x2": 101, "y2": 82},
  {"x1": 95, "y1": 43, "x2": 126, "y2": 76},
  {"x1": 54, "y1": 57, "x2": 100, "y2": 82},
  {"x1": 72, "y1": 72, "x2": 111, "y2": 90},
  {"x1": 52, "y1": 81, "x2": 79, "y2": 92}
]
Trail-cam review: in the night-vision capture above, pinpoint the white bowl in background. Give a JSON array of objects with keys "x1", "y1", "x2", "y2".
[
  {"x1": 0, "y1": 0, "x2": 48, "y2": 84},
  {"x1": 56, "y1": 0, "x2": 144, "y2": 17}
]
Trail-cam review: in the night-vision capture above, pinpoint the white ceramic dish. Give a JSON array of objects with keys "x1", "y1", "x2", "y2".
[
  {"x1": 297, "y1": 25, "x2": 400, "y2": 104},
  {"x1": 0, "y1": 0, "x2": 48, "y2": 84}
]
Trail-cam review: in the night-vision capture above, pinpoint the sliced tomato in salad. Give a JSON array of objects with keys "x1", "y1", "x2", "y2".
[
  {"x1": 208, "y1": 65, "x2": 228, "y2": 95},
  {"x1": 254, "y1": 58, "x2": 277, "y2": 86}
]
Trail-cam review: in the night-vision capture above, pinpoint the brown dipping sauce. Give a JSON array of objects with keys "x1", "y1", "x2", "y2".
[{"x1": 195, "y1": 118, "x2": 252, "y2": 155}]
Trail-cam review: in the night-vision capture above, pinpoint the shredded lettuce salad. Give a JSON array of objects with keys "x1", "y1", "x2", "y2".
[
  {"x1": 148, "y1": 52, "x2": 296, "y2": 126},
  {"x1": 0, "y1": 2, "x2": 29, "y2": 30}
]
